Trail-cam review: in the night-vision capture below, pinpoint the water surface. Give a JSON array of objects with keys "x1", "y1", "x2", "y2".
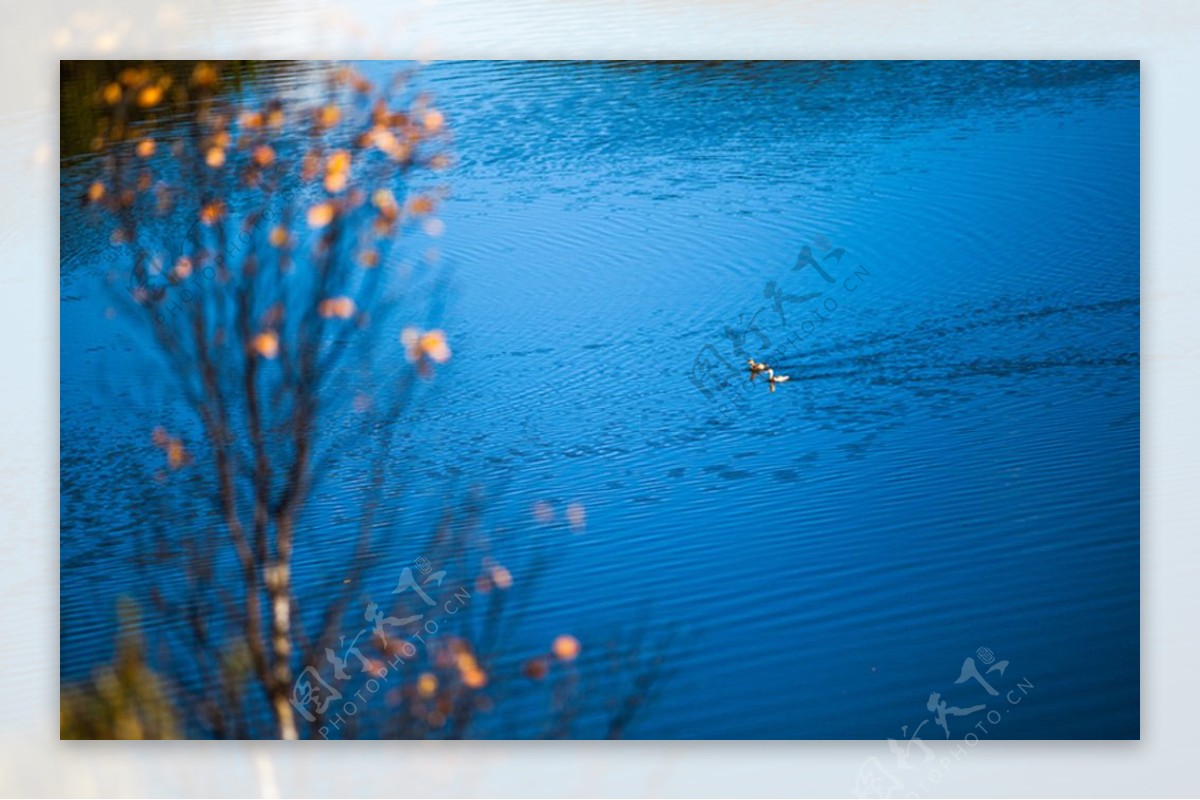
[{"x1": 61, "y1": 60, "x2": 1140, "y2": 738}]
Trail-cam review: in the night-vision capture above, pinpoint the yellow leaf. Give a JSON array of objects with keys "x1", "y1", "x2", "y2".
[
  {"x1": 401, "y1": 327, "x2": 451, "y2": 364},
  {"x1": 192, "y1": 63, "x2": 219, "y2": 89},
  {"x1": 318, "y1": 105, "x2": 340, "y2": 128},
  {"x1": 136, "y1": 85, "x2": 163, "y2": 108},
  {"x1": 326, "y1": 150, "x2": 351, "y2": 175},
  {"x1": 419, "y1": 330, "x2": 451, "y2": 363}
]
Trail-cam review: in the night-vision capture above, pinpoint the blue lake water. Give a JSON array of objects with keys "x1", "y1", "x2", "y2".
[{"x1": 60, "y1": 61, "x2": 1140, "y2": 738}]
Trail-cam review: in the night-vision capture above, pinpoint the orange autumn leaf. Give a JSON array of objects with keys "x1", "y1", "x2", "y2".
[
  {"x1": 252, "y1": 145, "x2": 275, "y2": 167},
  {"x1": 401, "y1": 327, "x2": 451, "y2": 364},
  {"x1": 372, "y1": 188, "x2": 399, "y2": 221},
  {"x1": 166, "y1": 440, "x2": 186, "y2": 469},
  {"x1": 323, "y1": 150, "x2": 351, "y2": 193},
  {"x1": 372, "y1": 188, "x2": 397, "y2": 209},
  {"x1": 372, "y1": 218, "x2": 394, "y2": 238},
  {"x1": 307, "y1": 203, "x2": 335, "y2": 228},
  {"x1": 317, "y1": 104, "x2": 340, "y2": 127},
  {"x1": 324, "y1": 172, "x2": 347, "y2": 193},
  {"x1": 200, "y1": 201, "x2": 225, "y2": 225},
  {"x1": 491, "y1": 565, "x2": 512, "y2": 590},
  {"x1": 253, "y1": 331, "x2": 280, "y2": 359},
  {"x1": 407, "y1": 196, "x2": 435, "y2": 216},
  {"x1": 419, "y1": 330, "x2": 450, "y2": 363},
  {"x1": 136, "y1": 85, "x2": 163, "y2": 108},
  {"x1": 552, "y1": 635, "x2": 581, "y2": 662},
  {"x1": 318, "y1": 296, "x2": 356, "y2": 320},
  {"x1": 191, "y1": 63, "x2": 219, "y2": 89},
  {"x1": 326, "y1": 150, "x2": 351, "y2": 175},
  {"x1": 423, "y1": 109, "x2": 445, "y2": 132},
  {"x1": 368, "y1": 127, "x2": 403, "y2": 159},
  {"x1": 453, "y1": 649, "x2": 487, "y2": 689},
  {"x1": 118, "y1": 68, "x2": 147, "y2": 87}
]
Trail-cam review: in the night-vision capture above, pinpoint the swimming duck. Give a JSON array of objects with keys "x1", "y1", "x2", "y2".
[
  {"x1": 747, "y1": 358, "x2": 770, "y2": 381},
  {"x1": 766, "y1": 368, "x2": 791, "y2": 393}
]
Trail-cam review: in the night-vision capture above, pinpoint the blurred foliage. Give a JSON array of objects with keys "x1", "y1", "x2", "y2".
[
  {"x1": 60, "y1": 600, "x2": 179, "y2": 739},
  {"x1": 60, "y1": 60, "x2": 297, "y2": 159},
  {"x1": 65, "y1": 59, "x2": 664, "y2": 739}
]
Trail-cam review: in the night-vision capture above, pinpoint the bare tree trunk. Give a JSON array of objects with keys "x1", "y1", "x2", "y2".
[
  {"x1": 84, "y1": 61, "x2": 462, "y2": 740},
  {"x1": 265, "y1": 557, "x2": 297, "y2": 740}
]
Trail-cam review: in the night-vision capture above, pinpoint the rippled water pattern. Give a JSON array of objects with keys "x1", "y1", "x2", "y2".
[{"x1": 61, "y1": 61, "x2": 1139, "y2": 738}]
